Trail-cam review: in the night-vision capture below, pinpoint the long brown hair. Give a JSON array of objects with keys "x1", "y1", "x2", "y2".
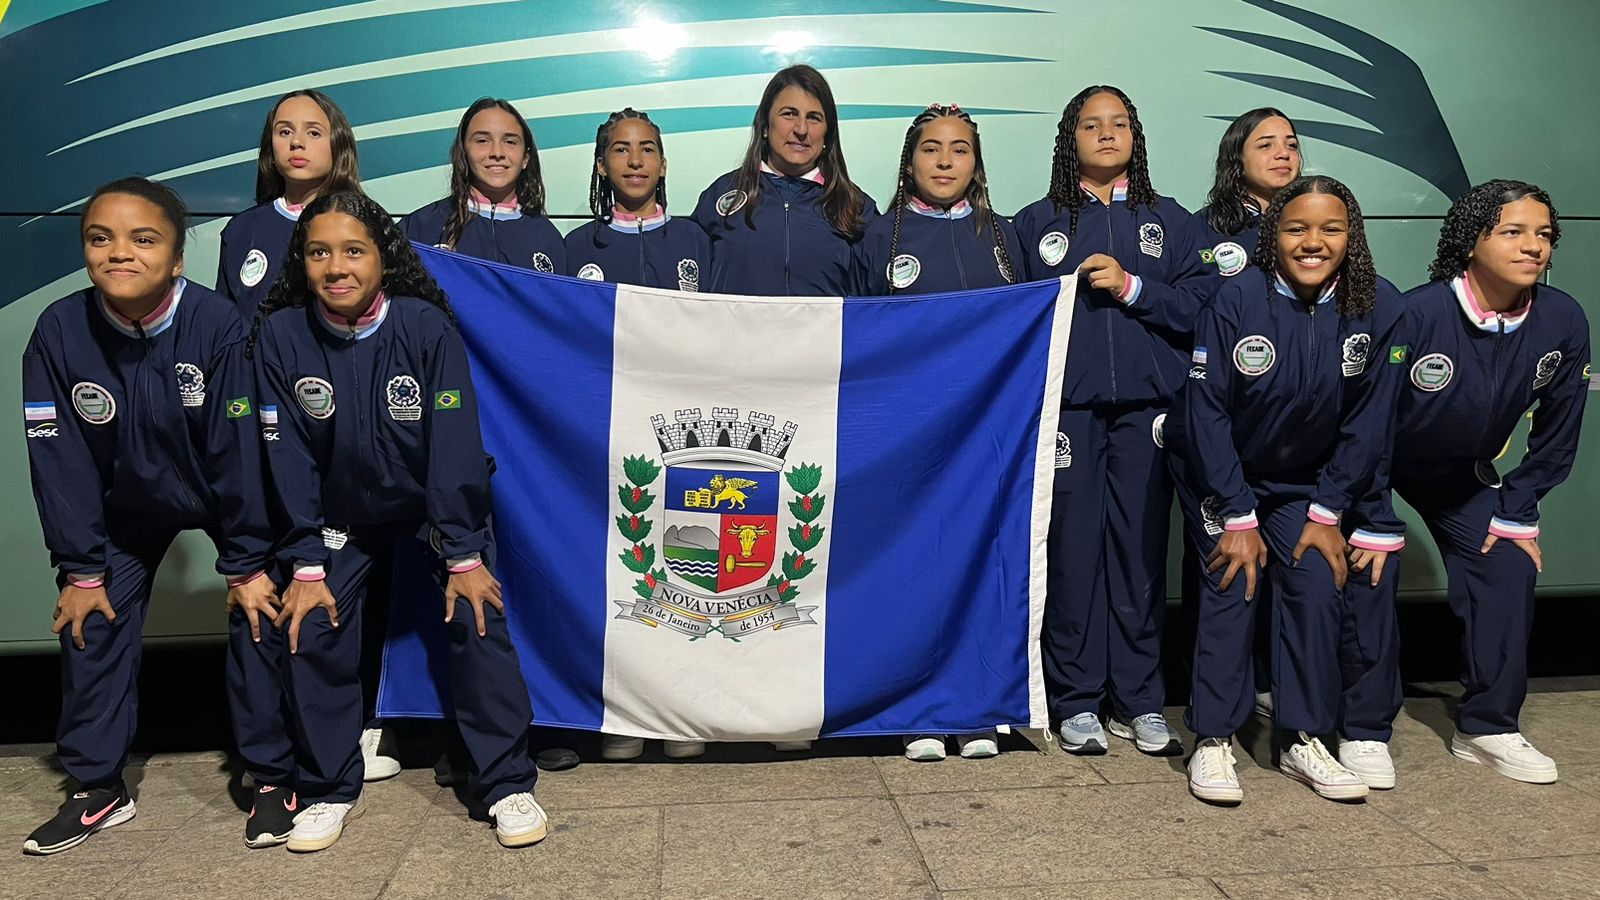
[
  {"x1": 253, "y1": 89, "x2": 361, "y2": 205},
  {"x1": 728, "y1": 65, "x2": 868, "y2": 238},
  {"x1": 439, "y1": 97, "x2": 547, "y2": 250}
]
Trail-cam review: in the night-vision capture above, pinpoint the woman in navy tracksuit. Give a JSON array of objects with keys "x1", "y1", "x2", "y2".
[
  {"x1": 402, "y1": 98, "x2": 565, "y2": 275},
  {"x1": 1188, "y1": 108, "x2": 1304, "y2": 720},
  {"x1": 692, "y1": 64, "x2": 877, "y2": 297},
  {"x1": 1339, "y1": 180, "x2": 1590, "y2": 787},
  {"x1": 1012, "y1": 85, "x2": 1209, "y2": 758},
  {"x1": 1169, "y1": 176, "x2": 1404, "y2": 806},
  {"x1": 250, "y1": 191, "x2": 547, "y2": 852},
  {"x1": 22, "y1": 178, "x2": 289, "y2": 855},
  {"x1": 217, "y1": 89, "x2": 361, "y2": 319},
  {"x1": 566, "y1": 107, "x2": 710, "y2": 293},
  {"x1": 852, "y1": 104, "x2": 1022, "y2": 762}
]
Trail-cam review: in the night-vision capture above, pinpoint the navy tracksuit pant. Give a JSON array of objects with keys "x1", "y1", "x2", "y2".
[
  {"x1": 1341, "y1": 469, "x2": 1536, "y2": 737},
  {"x1": 1176, "y1": 468, "x2": 1346, "y2": 740},
  {"x1": 58, "y1": 522, "x2": 294, "y2": 790},
  {"x1": 284, "y1": 523, "x2": 535, "y2": 806},
  {"x1": 1042, "y1": 403, "x2": 1171, "y2": 722},
  {"x1": 1336, "y1": 550, "x2": 1403, "y2": 742}
]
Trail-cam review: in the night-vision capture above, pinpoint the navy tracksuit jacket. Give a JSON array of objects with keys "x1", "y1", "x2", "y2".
[
  {"x1": 692, "y1": 166, "x2": 878, "y2": 296},
  {"x1": 850, "y1": 199, "x2": 1022, "y2": 295},
  {"x1": 403, "y1": 197, "x2": 566, "y2": 275},
  {"x1": 564, "y1": 209, "x2": 711, "y2": 290},
  {"x1": 216, "y1": 198, "x2": 300, "y2": 320},
  {"x1": 1167, "y1": 267, "x2": 1405, "y2": 739},
  {"x1": 254, "y1": 293, "x2": 536, "y2": 805},
  {"x1": 23, "y1": 279, "x2": 288, "y2": 788},
  {"x1": 1012, "y1": 182, "x2": 1211, "y2": 722}
]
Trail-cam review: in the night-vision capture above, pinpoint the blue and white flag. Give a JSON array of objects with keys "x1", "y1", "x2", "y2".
[{"x1": 378, "y1": 246, "x2": 1075, "y2": 742}]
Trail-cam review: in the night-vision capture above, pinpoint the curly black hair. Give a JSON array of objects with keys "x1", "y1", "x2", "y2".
[
  {"x1": 438, "y1": 98, "x2": 547, "y2": 251},
  {"x1": 1427, "y1": 179, "x2": 1560, "y2": 282},
  {"x1": 1203, "y1": 107, "x2": 1299, "y2": 237},
  {"x1": 883, "y1": 104, "x2": 1016, "y2": 293},
  {"x1": 1045, "y1": 85, "x2": 1158, "y2": 235},
  {"x1": 247, "y1": 191, "x2": 452, "y2": 356},
  {"x1": 1252, "y1": 175, "x2": 1376, "y2": 319},
  {"x1": 588, "y1": 108, "x2": 668, "y2": 222}
]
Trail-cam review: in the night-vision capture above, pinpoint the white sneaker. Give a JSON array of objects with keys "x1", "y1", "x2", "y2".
[
  {"x1": 957, "y1": 731, "x2": 999, "y2": 759},
  {"x1": 1188, "y1": 737, "x2": 1243, "y2": 805},
  {"x1": 772, "y1": 741, "x2": 812, "y2": 752},
  {"x1": 360, "y1": 728, "x2": 400, "y2": 781},
  {"x1": 1338, "y1": 739, "x2": 1396, "y2": 790},
  {"x1": 1254, "y1": 691, "x2": 1274, "y2": 719},
  {"x1": 488, "y1": 792, "x2": 548, "y2": 848},
  {"x1": 286, "y1": 796, "x2": 365, "y2": 853},
  {"x1": 663, "y1": 740, "x2": 706, "y2": 760},
  {"x1": 1451, "y1": 731, "x2": 1558, "y2": 784},
  {"x1": 601, "y1": 734, "x2": 645, "y2": 761},
  {"x1": 903, "y1": 735, "x2": 946, "y2": 762},
  {"x1": 1280, "y1": 733, "x2": 1369, "y2": 801}
]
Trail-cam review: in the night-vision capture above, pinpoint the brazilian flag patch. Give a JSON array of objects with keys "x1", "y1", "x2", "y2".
[
  {"x1": 1388, "y1": 345, "x2": 1409, "y2": 364},
  {"x1": 434, "y1": 390, "x2": 462, "y2": 410},
  {"x1": 226, "y1": 397, "x2": 253, "y2": 418}
]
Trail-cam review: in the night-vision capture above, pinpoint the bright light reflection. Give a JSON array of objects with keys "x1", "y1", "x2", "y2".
[{"x1": 625, "y1": 17, "x2": 689, "y2": 62}]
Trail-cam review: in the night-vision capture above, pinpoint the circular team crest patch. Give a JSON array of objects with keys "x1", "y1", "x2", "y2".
[
  {"x1": 888, "y1": 254, "x2": 921, "y2": 289},
  {"x1": 174, "y1": 362, "x2": 206, "y2": 407},
  {"x1": 294, "y1": 376, "x2": 336, "y2": 419},
  {"x1": 576, "y1": 263, "x2": 605, "y2": 281},
  {"x1": 1232, "y1": 335, "x2": 1276, "y2": 376},
  {"x1": 532, "y1": 252, "x2": 554, "y2": 273},
  {"x1": 1410, "y1": 353, "x2": 1454, "y2": 392},
  {"x1": 677, "y1": 258, "x2": 700, "y2": 291},
  {"x1": 71, "y1": 381, "x2": 116, "y2": 425},
  {"x1": 239, "y1": 249, "x2": 269, "y2": 288},
  {"x1": 1038, "y1": 231, "x2": 1069, "y2": 268},
  {"x1": 1151, "y1": 412, "x2": 1167, "y2": 448},
  {"x1": 1212, "y1": 241, "x2": 1248, "y2": 276},
  {"x1": 715, "y1": 189, "x2": 748, "y2": 217},
  {"x1": 386, "y1": 374, "x2": 422, "y2": 422}
]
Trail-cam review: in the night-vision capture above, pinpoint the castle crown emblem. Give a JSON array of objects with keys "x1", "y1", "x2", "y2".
[{"x1": 651, "y1": 407, "x2": 797, "y2": 471}]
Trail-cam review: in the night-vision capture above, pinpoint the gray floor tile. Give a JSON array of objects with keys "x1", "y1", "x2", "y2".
[
  {"x1": 1479, "y1": 853, "x2": 1600, "y2": 900},
  {"x1": 1213, "y1": 863, "x2": 1514, "y2": 899},
  {"x1": 661, "y1": 797, "x2": 934, "y2": 900},
  {"x1": 1561, "y1": 764, "x2": 1600, "y2": 800},
  {"x1": 381, "y1": 804, "x2": 660, "y2": 900},
  {"x1": 897, "y1": 779, "x2": 1452, "y2": 889},
  {"x1": 495, "y1": 757, "x2": 886, "y2": 812},
  {"x1": 1370, "y1": 766, "x2": 1600, "y2": 861},
  {"x1": 0, "y1": 825, "x2": 167, "y2": 900},
  {"x1": 942, "y1": 876, "x2": 1223, "y2": 899},
  {"x1": 874, "y1": 744, "x2": 1104, "y2": 795}
]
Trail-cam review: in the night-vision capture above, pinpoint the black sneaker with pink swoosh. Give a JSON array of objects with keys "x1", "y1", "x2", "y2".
[
  {"x1": 245, "y1": 784, "x2": 300, "y2": 849},
  {"x1": 22, "y1": 783, "x2": 136, "y2": 855}
]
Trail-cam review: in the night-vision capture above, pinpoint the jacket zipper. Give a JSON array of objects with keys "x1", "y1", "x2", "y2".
[
  {"x1": 347, "y1": 333, "x2": 375, "y2": 508},
  {"x1": 782, "y1": 200, "x2": 792, "y2": 293},
  {"x1": 136, "y1": 320, "x2": 203, "y2": 516},
  {"x1": 637, "y1": 219, "x2": 646, "y2": 285},
  {"x1": 1477, "y1": 317, "x2": 1507, "y2": 450},
  {"x1": 947, "y1": 209, "x2": 968, "y2": 289},
  {"x1": 1103, "y1": 200, "x2": 1118, "y2": 403}
]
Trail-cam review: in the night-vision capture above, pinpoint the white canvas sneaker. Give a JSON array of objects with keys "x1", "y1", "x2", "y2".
[
  {"x1": 1188, "y1": 737, "x2": 1243, "y2": 805},
  {"x1": 489, "y1": 792, "x2": 549, "y2": 848},
  {"x1": 1281, "y1": 733, "x2": 1369, "y2": 801},
  {"x1": 1337, "y1": 739, "x2": 1396, "y2": 790},
  {"x1": 360, "y1": 727, "x2": 400, "y2": 781},
  {"x1": 286, "y1": 795, "x2": 366, "y2": 853}
]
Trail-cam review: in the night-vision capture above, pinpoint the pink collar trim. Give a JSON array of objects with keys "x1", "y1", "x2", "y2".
[
  {"x1": 98, "y1": 278, "x2": 184, "y2": 337},
  {"x1": 1453, "y1": 275, "x2": 1531, "y2": 332},
  {"x1": 760, "y1": 161, "x2": 825, "y2": 185},
  {"x1": 316, "y1": 291, "x2": 389, "y2": 338}
]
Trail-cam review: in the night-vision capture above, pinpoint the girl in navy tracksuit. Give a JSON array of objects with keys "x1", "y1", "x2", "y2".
[
  {"x1": 1188, "y1": 108, "x2": 1303, "y2": 721},
  {"x1": 851, "y1": 104, "x2": 1021, "y2": 298},
  {"x1": 1168, "y1": 176, "x2": 1404, "y2": 806},
  {"x1": 249, "y1": 191, "x2": 547, "y2": 852},
  {"x1": 851, "y1": 104, "x2": 1020, "y2": 763},
  {"x1": 692, "y1": 64, "x2": 878, "y2": 296},
  {"x1": 22, "y1": 178, "x2": 288, "y2": 855},
  {"x1": 1012, "y1": 85, "x2": 1209, "y2": 758},
  {"x1": 216, "y1": 89, "x2": 361, "y2": 318},
  {"x1": 402, "y1": 98, "x2": 565, "y2": 275},
  {"x1": 1340, "y1": 180, "x2": 1590, "y2": 787},
  {"x1": 566, "y1": 107, "x2": 711, "y2": 293}
]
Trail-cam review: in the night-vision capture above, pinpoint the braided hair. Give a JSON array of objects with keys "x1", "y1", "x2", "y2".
[
  {"x1": 885, "y1": 104, "x2": 1016, "y2": 292},
  {"x1": 247, "y1": 191, "x2": 453, "y2": 357},
  {"x1": 1428, "y1": 179, "x2": 1560, "y2": 282},
  {"x1": 1203, "y1": 107, "x2": 1298, "y2": 237},
  {"x1": 1045, "y1": 85, "x2": 1158, "y2": 235},
  {"x1": 1252, "y1": 175, "x2": 1377, "y2": 319},
  {"x1": 438, "y1": 98, "x2": 546, "y2": 251},
  {"x1": 588, "y1": 108, "x2": 668, "y2": 222}
]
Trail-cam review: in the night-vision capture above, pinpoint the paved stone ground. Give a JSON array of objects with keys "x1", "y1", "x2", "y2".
[{"x1": 4, "y1": 686, "x2": 1599, "y2": 899}]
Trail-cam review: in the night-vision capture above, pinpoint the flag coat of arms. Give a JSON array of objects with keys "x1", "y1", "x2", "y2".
[{"x1": 379, "y1": 246, "x2": 1076, "y2": 742}]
